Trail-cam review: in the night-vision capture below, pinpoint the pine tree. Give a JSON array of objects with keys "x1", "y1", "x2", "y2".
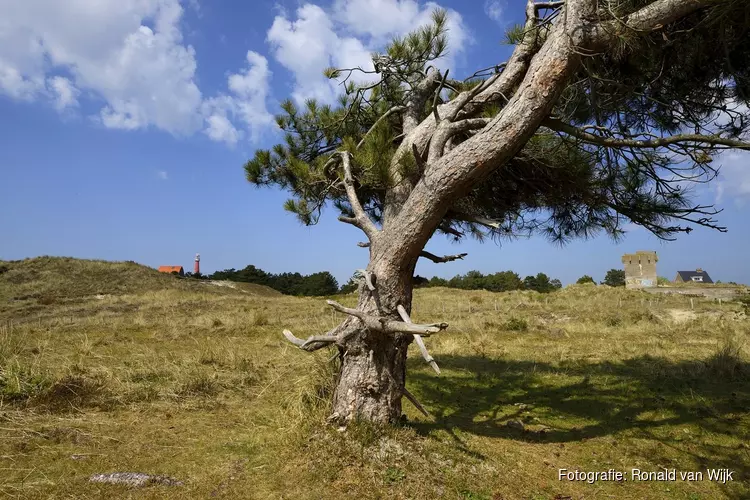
[
  {"x1": 246, "y1": 1, "x2": 750, "y2": 424},
  {"x1": 603, "y1": 269, "x2": 627, "y2": 287}
]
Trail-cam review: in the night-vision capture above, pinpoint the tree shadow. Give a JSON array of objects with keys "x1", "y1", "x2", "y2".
[{"x1": 406, "y1": 353, "x2": 750, "y2": 488}]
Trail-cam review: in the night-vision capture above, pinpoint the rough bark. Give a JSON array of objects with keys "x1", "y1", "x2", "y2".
[{"x1": 329, "y1": 255, "x2": 416, "y2": 424}]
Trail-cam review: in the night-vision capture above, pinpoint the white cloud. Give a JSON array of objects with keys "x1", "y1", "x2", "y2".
[
  {"x1": 268, "y1": 1, "x2": 470, "y2": 105},
  {"x1": 202, "y1": 51, "x2": 274, "y2": 146},
  {"x1": 0, "y1": 0, "x2": 203, "y2": 134},
  {"x1": 713, "y1": 151, "x2": 750, "y2": 206},
  {"x1": 484, "y1": 0, "x2": 504, "y2": 23},
  {"x1": 47, "y1": 76, "x2": 79, "y2": 111},
  {"x1": 157, "y1": 170, "x2": 169, "y2": 180},
  {"x1": 0, "y1": 0, "x2": 273, "y2": 144}
]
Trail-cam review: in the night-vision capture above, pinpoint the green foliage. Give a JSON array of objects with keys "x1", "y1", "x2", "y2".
[
  {"x1": 210, "y1": 266, "x2": 338, "y2": 297},
  {"x1": 603, "y1": 269, "x2": 626, "y2": 287},
  {"x1": 503, "y1": 23, "x2": 525, "y2": 45},
  {"x1": 504, "y1": 317, "x2": 529, "y2": 332},
  {"x1": 523, "y1": 273, "x2": 562, "y2": 293},
  {"x1": 245, "y1": 2, "x2": 750, "y2": 253},
  {"x1": 384, "y1": 467, "x2": 406, "y2": 484},
  {"x1": 576, "y1": 275, "x2": 596, "y2": 285},
  {"x1": 657, "y1": 276, "x2": 671, "y2": 285},
  {"x1": 419, "y1": 270, "x2": 562, "y2": 293}
]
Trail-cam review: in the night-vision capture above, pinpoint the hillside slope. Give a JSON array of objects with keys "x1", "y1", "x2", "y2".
[
  {"x1": 0, "y1": 260, "x2": 748, "y2": 499},
  {"x1": 0, "y1": 256, "x2": 280, "y2": 319}
]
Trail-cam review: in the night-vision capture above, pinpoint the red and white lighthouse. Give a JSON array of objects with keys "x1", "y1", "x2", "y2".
[{"x1": 194, "y1": 253, "x2": 200, "y2": 275}]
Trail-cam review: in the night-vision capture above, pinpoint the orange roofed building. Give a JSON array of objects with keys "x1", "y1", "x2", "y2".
[{"x1": 158, "y1": 265, "x2": 184, "y2": 277}]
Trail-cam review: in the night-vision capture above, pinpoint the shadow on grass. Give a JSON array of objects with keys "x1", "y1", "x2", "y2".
[{"x1": 407, "y1": 353, "x2": 750, "y2": 485}]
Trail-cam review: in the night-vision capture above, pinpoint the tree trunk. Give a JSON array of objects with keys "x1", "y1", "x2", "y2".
[{"x1": 329, "y1": 256, "x2": 416, "y2": 425}]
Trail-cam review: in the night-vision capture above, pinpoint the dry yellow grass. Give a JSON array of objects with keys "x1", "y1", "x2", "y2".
[{"x1": 1, "y1": 258, "x2": 749, "y2": 499}]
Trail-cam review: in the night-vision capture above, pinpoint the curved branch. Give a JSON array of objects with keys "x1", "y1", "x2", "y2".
[
  {"x1": 420, "y1": 251, "x2": 468, "y2": 263},
  {"x1": 340, "y1": 152, "x2": 379, "y2": 238},
  {"x1": 545, "y1": 118, "x2": 750, "y2": 150},
  {"x1": 283, "y1": 329, "x2": 338, "y2": 352}
]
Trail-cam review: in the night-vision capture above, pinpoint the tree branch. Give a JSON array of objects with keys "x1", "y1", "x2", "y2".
[
  {"x1": 340, "y1": 152, "x2": 379, "y2": 238},
  {"x1": 356, "y1": 106, "x2": 406, "y2": 149},
  {"x1": 592, "y1": 0, "x2": 731, "y2": 46},
  {"x1": 397, "y1": 305, "x2": 441, "y2": 375},
  {"x1": 356, "y1": 269, "x2": 376, "y2": 291},
  {"x1": 448, "y1": 211, "x2": 504, "y2": 230},
  {"x1": 283, "y1": 328, "x2": 341, "y2": 352},
  {"x1": 403, "y1": 387, "x2": 431, "y2": 417},
  {"x1": 326, "y1": 300, "x2": 448, "y2": 336},
  {"x1": 545, "y1": 118, "x2": 750, "y2": 150},
  {"x1": 535, "y1": 1, "x2": 565, "y2": 10},
  {"x1": 419, "y1": 251, "x2": 468, "y2": 263}
]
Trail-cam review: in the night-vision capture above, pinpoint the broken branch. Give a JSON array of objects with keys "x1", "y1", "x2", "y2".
[
  {"x1": 419, "y1": 251, "x2": 468, "y2": 263},
  {"x1": 356, "y1": 269, "x2": 376, "y2": 291},
  {"x1": 283, "y1": 329, "x2": 338, "y2": 352},
  {"x1": 403, "y1": 387, "x2": 431, "y2": 418},
  {"x1": 397, "y1": 305, "x2": 441, "y2": 375},
  {"x1": 326, "y1": 300, "x2": 448, "y2": 336}
]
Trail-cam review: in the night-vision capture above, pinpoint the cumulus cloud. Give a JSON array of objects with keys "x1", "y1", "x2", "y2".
[
  {"x1": 202, "y1": 51, "x2": 274, "y2": 146},
  {"x1": 712, "y1": 151, "x2": 750, "y2": 206},
  {"x1": 0, "y1": 0, "x2": 206, "y2": 134},
  {"x1": 268, "y1": 1, "x2": 470, "y2": 105},
  {"x1": 47, "y1": 76, "x2": 79, "y2": 111},
  {"x1": 0, "y1": 0, "x2": 272, "y2": 144},
  {"x1": 484, "y1": 0, "x2": 505, "y2": 23}
]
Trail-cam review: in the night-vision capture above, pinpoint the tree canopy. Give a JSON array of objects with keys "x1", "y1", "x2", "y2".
[{"x1": 246, "y1": 2, "x2": 750, "y2": 249}]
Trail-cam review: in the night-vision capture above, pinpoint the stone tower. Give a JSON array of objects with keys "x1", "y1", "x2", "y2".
[{"x1": 621, "y1": 251, "x2": 658, "y2": 288}]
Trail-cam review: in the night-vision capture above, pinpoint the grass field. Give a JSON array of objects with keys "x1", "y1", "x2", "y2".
[{"x1": 1, "y1": 257, "x2": 749, "y2": 499}]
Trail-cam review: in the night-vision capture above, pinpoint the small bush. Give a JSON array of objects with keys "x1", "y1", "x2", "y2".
[
  {"x1": 38, "y1": 294, "x2": 57, "y2": 306},
  {"x1": 36, "y1": 374, "x2": 114, "y2": 411},
  {"x1": 604, "y1": 314, "x2": 623, "y2": 327},
  {"x1": 384, "y1": 467, "x2": 406, "y2": 484},
  {"x1": 252, "y1": 311, "x2": 270, "y2": 326},
  {"x1": 504, "y1": 317, "x2": 528, "y2": 331},
  {"x1": 705, "y1": 338, "x2": 746, "y2": 379},
  {"x1": 178, "y1": 373, "x2": 219, "y2": 397}
]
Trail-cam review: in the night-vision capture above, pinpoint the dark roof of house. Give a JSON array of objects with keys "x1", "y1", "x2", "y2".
[{"x1": 676, "y1": 270, "x2": 713, "y2": 283}]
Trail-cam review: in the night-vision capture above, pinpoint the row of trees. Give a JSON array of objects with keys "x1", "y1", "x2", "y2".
[
  {"x1": 193, "y1": 264, "x2": 629, "y2": 295},
  {"x1": 341, "y1": 270, "x2": 564, "y2": 294},
  {"x1": 207, "y1": 265, "x2": 339, "y2": 296}
]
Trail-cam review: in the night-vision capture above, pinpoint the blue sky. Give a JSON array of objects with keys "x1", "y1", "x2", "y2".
[{"x1": 1, "y1": 0, "x2": 749, "y2": 286}]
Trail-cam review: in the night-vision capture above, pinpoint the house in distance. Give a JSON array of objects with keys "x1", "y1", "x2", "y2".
[
  {"x1": 674, "y1": 268, "x2": 713, "y2": 284},
  {"x1": 158, "y1": 265, "x2": 184, "y2": 277}
]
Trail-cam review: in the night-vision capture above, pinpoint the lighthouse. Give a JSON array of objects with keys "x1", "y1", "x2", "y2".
[{"x1": 194, "y1": 253, "x2": 200, "y2": 275}]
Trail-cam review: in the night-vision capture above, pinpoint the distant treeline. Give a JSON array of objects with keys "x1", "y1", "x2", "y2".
[
  {"x1": 190, "y1": 264, "x2": 623, "y2": 297},
  {"x1": 206, "y1": 265, "x2": 339, "y2": 296},
  {"x1": 339, "y1": 270, "x2": 564, "y2": 294},
  {"x1": 418, "y1": 271, "x2": 562, "y2": 293}
]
